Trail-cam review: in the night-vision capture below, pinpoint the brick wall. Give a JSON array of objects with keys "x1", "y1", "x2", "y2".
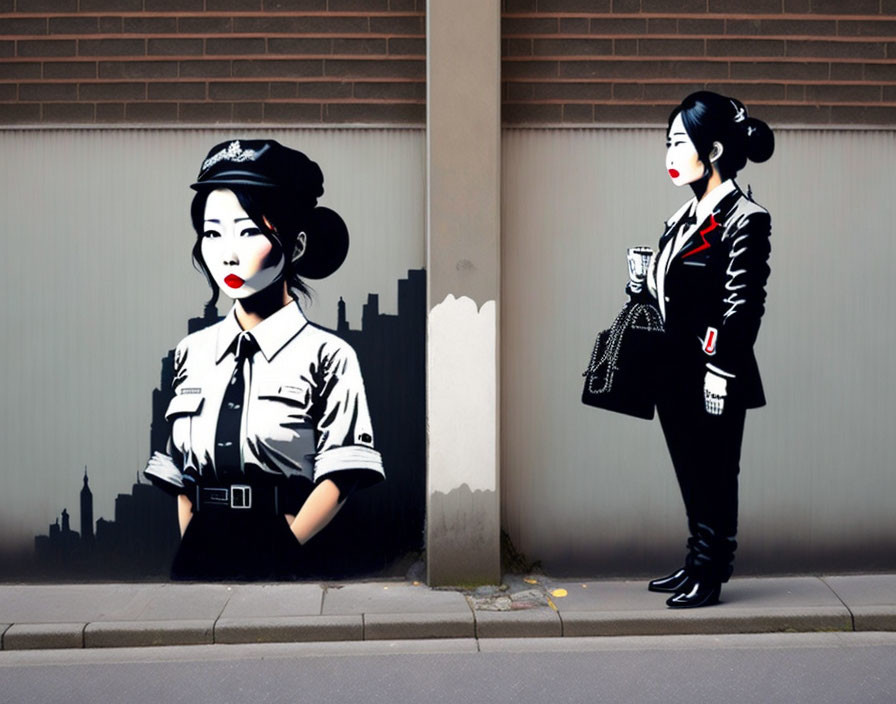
[
  {"x1": 502, "y1": 0, "x2": 896, "y2": 126},
  {"x1": 4, "y1": 2, "x2": 896, "y2": 128},
  {"x1": 0, "y1": 0, "x2": 424, "y2": 125}
]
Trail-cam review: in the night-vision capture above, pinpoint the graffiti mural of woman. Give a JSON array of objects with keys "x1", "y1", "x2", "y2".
[
  {"x1": 630, "y1": 92, "x2": 775, "y2": 608},
  {"x1": 145, "y1": 139, "x2": 384, "y2": 580}
]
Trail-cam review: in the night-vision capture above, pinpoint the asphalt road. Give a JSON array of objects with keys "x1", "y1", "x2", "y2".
[{"x1": 2, "y1": 632, "x2": 895, "y2": 704}]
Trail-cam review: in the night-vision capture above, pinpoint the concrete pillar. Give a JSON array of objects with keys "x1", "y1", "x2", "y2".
[{"x1": 425, "y1": 0, "x2": 502, "y2": 586}]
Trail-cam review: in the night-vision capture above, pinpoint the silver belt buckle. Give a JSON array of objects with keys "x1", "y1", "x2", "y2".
[{"x1": 230, "y1": 484, "x2": 252, "y2": 509}]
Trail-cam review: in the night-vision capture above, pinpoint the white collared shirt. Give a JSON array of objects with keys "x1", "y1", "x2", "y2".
[
  {"x1": 654, "y1": 179, "x2": 738, "y2": 321},
  {"x1": 165, "y1": 300, "x2": 384, "y2": 486}
]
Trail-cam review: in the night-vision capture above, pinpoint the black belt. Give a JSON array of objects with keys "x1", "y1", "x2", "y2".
[{"x1": 193, "y1": 483, "x2": 281, "y2": 514}]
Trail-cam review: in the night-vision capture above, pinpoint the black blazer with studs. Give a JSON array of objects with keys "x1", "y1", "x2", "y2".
[{"x1": 652, "y1": 183, "x2": 771, "y2": 409}]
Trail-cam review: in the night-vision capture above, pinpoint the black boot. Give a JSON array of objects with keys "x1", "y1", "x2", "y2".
[
  {"x1": 684, "y1": 524, "x2": 737, "y2": 580},
  {"x1": 666, "y1": 578, "x2": 721, "y2": 609},
  {"x1": 647, "y1": 567, "x2": 690, "y2": 593},
  {"x1": 664, "y1": 523, "x2": 732, "y2": 608}
]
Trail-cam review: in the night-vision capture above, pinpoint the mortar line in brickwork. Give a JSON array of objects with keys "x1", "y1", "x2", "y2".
[
  {"x1": 0, "y1": 54, "x2": 424, "y2": 62},
  {"x1": 500, "y1": 77, "x2": 896, "y2": 85},
  {"x1": 503, "y1": 98, "x2": 896, "y2": 107},
  {"x1": 0, "y1": 77, "x2": 425, "y2": 84},
  {"x1": 502, "y1": 33, "x2": 896, "y2": 43},
  {"x1": 2, "y1": 99, "x2": 427, "y2": 105},
  {"x1": 499, "y1": 122, "x2": 896, "y2": 131},
  {"x1": 33, "y1": 97, "x2": 426, "y2": 104},
  {"x1": 500, "y1": 13, "x2": 894, "y2": 21},
  {"x1": 0, "y1": 123, "x2": 426, "y2": 130},
  {"x1": 502, "y1": 55, "x2": 896, "y2": 64},
  {"x1": 0, "y1": 12, "x2": 424, "y2": 19},
  {"x1": 166, "y1": 97, "x2": 425, "y2": 104},
  {"x1": 4, "y1": 33, "x2": 424, "y2": 41}
]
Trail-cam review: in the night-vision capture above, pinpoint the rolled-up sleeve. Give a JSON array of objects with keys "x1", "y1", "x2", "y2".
[
  {"x1": 313, "y1": 342, "x2": 385, "y2": 486},
  {"x1": 166, "y1": 337, "x2": 201, "y2": 490}
]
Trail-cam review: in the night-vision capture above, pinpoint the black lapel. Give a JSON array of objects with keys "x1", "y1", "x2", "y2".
[{"x1": 658, "y1": 214, "x2": 683, "y2": 249}]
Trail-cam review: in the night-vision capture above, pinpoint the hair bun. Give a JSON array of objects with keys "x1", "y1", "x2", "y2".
[
  {"x1": 295, "y1": 206, "x2": 349, "y2": 279},
  {"x1": 743, "y1": 117, "x2": 774, "y2": 164}
]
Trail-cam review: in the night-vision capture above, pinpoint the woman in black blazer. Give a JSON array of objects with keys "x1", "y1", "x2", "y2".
[{"x1": 634, "y1": 92, "x2": 775, "y2": 608}]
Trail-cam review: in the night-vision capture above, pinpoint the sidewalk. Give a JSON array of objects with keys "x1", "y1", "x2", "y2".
[{"x1": 1, "y1": 574, "x2": 894, "y2": 650}]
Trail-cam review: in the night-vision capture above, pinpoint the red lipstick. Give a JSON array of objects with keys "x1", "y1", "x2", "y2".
[
  {"x1": 224, "y1": 274, "x2": 244, "y2": 289},
  {"x1": 668, "y1": 169, "x2": 680, "y2": 178}
]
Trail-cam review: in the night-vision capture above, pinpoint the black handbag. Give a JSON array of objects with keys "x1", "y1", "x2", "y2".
[{"x1": 581, "y1": 295, "x2": 665, "y2": 420}]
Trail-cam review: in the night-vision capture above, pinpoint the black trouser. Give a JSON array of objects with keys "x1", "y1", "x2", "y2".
[
  {"x1": 171, "y1": 505, "x2": 303, "y2": 581},
  {"x1": 656, "y1": 372, "x2": 746, "y2": 583}
]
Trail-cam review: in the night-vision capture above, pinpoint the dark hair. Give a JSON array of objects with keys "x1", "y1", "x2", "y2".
[
  {"x1": 190, "y1": 185, "x2": 312, "y2": 306},
  {"x1": 668, "y1": 91, "x2": 774, "y2": 181}
]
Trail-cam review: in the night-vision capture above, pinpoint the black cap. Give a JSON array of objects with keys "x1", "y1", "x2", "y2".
[
  {"x1": 191, "y1": 139, "x2": 324, "y2": 199},
  {"x1": 192, "y1": 139, "x2": 348, "y2": 279}
]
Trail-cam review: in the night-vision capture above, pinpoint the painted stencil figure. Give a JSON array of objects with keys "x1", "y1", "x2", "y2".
[
  {"x1": 145, "y1": 140, "x2": 384, "y2": 580},
  {"x1": 631, "y1": 92, "x2": 774, "y2": 608}
]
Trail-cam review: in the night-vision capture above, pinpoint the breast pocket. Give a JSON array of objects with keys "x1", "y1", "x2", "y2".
[
  {"x1": 165, "y1": 393, "x2": 204, "y2": 456},
  {"x1": 256, "y1": 384, "x2": 314, "y2": 428},
  {"x1": 259, "y1": 384, "x2": 311, "y2": 409},
  {"x1": 251, "y1": 385, "x2": 317, "y2": 478},
  {"x1": 677, "y1": 254, "x2": 715, "y2": 283},
  {"x1": 681, "y1": 250, "x2": 713, "y2": 268}
]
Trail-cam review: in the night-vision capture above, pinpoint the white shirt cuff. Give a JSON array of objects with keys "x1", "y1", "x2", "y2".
[
  {"x1": 313, "y1": 445, "x2": 385, "y2": 483},
  {"x1": 706, "y1": 363, "x2": 735, "y2": 379}
]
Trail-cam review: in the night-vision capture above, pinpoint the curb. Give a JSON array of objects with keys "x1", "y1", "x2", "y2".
[
  {"x1": 215, "y1": 615, "x2": 362, "y2": 644},
  {"x1": 3, "y1": 606, "x2": 892, "y2": 651},
  {"x1": 3, "y1": 623, "x2": 85, "y2": 650},
  {"x1": 84, "y1": 620, "x2": 215, "y2": 648},
  {"x1": 2, "y1": 575, "x2": 894, "y2": 651},
  {"x1": 475, "y1": 608, "x2": 562, "y2": 638},
  {"x1": 853, "y1": 606, "x2": 896, "y2": 631},
  {"x1": 364, "y1": 612, "x2": 474, "y2": 640},
  {"x1": 558, "y1": 607, "x2": 854, "y2": 638}
]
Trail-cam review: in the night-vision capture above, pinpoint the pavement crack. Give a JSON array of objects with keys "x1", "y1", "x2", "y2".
[
  {"x1": 212, "y1": 587, "x2": 236, "y2": 644},
  {"x1": 819, "y1": 576, "x2": 856, "y2": 631}
]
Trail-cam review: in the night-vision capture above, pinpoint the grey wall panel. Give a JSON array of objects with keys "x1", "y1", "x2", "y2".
[
  {"x1": 501, "y1": 127, "x2": 896, "y2": 576},
  {"x1": 0, "y1": 128, "x2": 424, "y2": 562}
]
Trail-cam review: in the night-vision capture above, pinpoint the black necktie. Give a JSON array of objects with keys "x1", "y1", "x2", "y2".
[
  {"x1": 678, "y1": 211, "x2": 697, "y2": 229},
  {"x1": 214, "y1": 332, "x2": 257, "y2": 482},
  {"x1": 662, "y1": 211, "x2": 696, "y2": 248}
]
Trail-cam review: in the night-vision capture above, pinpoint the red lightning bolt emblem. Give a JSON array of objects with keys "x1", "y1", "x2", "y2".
[{"x1": 681, "y1": 213, "x2": 719, "y2": 259}]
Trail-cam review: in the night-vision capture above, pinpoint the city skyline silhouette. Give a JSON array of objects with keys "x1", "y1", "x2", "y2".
[{"x1": 23, "y1": 270, "x2": 425, "y2": 581}]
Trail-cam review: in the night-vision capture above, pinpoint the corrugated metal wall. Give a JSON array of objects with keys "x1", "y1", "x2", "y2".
[
  {"x1": 0, "y1": 128, "x2": 424, "y2": 561},
  {"x1": 4, "y1": 125, "x2": 894, "y2": 577},
  {"x1": 502, "y1": 127, "x2": 896, "y2": 576}
]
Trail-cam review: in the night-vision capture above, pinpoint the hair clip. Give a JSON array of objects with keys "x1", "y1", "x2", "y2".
[{"x1": 730, "y1": 100, "x2": 746, "y2": 123}]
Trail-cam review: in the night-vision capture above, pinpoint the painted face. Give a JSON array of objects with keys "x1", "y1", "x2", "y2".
[
  {"x1": 665, "y1": 113, "x2": 705, "y2": 187},
  {"x1": 200, "y1": 188, "x2": 285, "y2": 299}
]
